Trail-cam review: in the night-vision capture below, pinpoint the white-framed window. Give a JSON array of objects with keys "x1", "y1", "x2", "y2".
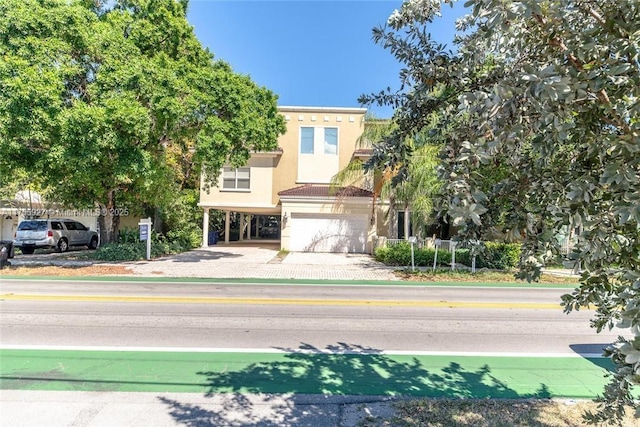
[
  {"x1": 299, "y1": 127, "x2": 338, "y2": 155},
  {"x1": 324, "y1": 127, "x2": 337, "y2": 155},
  {"x1": 222, "y1": 167, "x2": 250, "y2": 190},
  {"x1": 300, "y1": 127, "x2": 314, "y2": 154}
]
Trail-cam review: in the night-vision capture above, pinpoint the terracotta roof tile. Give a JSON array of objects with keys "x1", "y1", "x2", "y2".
[
  {"x1": 353, "y1": 148, "x2": 373, "y2": 157},
  {"x1": 278, "y1": 184, "x2": 373, "y2": 198}
]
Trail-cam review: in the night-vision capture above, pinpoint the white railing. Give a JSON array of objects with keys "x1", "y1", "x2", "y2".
[
  {"x1": 375, "y1": 237, "x2": 477, "y2": 272},
  {"x1": 381, "y1": 237, "x2": 468, "y2": 251}
]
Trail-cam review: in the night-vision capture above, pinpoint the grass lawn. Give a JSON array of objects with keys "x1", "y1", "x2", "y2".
[{"x1": 394, "y1": 269, "x2": 579, "y2": 285}]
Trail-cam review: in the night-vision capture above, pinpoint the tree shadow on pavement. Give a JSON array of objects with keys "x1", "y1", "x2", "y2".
[
  {"x1": 159, "y1": 342, "x2": 552, "y2": 426},
  {"x1": 159, "y1": 249, "x2": 243, "y2": 263}
]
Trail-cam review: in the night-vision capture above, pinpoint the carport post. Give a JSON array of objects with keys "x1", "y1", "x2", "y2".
[
  {"x1": 202, "y1": 208, "x2": 209, "y2": 248},
  {"x1": 224, "y1": 211, "x2": 231, "y2": 244}
]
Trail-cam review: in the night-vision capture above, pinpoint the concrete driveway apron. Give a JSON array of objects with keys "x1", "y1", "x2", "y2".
[{"x1": 128, "y1": 243, "x2": 399, "y2": 281}]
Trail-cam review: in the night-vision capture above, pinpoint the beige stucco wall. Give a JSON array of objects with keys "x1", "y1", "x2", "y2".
[
  {"x1": 118, "y1": 214, "x2": 142, "y2": 230},
  {"x1": 198, "y1": 106, "x2": 368, "y2": 214},
  {"x1": 195, "y1": 106, "x2": 390, "y2": 252},
  {"x1": 273, "y1": 107, "x2": 367, "y2": 205},
  {"x1": 199, "y1": 155, "x2": 277, "y2": 212}
]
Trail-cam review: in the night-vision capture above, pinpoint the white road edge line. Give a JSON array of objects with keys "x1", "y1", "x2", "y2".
[{"x1": 0, "y1": 345, "x2": 605, "y2": 358}]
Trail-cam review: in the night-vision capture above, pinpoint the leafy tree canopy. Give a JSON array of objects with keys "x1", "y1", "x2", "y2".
[
  {"x1": 361, "y1": 0, "x2": 640, "y2": 422},
  {"x1": 0, "y1": 0, "x2": 285, "y2": 241}
]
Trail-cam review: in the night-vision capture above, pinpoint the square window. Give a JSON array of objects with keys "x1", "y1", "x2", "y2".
[{"x1": 222, "y1": 167, "x2": 250, "y2": 190}]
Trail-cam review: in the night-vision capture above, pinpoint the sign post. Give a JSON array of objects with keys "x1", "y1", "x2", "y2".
[
  {"x1": 433, "y1": 238, "x2": 441, "y2": 271},
  {"x1": 138, "y1": 217, "x2": 152, "y2": 261},
  {"x1": 408, "y1": 236, "x2": 417, "y2": 272}
]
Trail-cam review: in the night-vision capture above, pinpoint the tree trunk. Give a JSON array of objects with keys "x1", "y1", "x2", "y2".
[
  {"x1": 388, "y1": 196, "x2": 398, "y2": 238},
  {"x1": 97, "y1": 190, "x2": 120, "y2": 244}
]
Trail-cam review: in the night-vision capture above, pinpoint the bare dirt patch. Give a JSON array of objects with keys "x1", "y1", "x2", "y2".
[
  {"x1": 361, "y1": 398, "x2": 637, "y2": 427},
  {"x1": 394, "y1": 270, "x2": 579, "y2": 285},
  {"x1": 0, "y1": 265, "x2": 134, "y2": 276}
]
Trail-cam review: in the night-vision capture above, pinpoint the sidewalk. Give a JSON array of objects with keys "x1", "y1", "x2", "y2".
[
  {"x1": 1, "y1": 390, "x2": 396, "y2": 427},
  {"x1": 7, "y1": 244, "x2": 402, "y2": 281}
]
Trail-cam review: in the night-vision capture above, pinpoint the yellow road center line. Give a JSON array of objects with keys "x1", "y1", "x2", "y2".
[{"x1": 0, "y1": 294, "x2": 562, "y2": 309}]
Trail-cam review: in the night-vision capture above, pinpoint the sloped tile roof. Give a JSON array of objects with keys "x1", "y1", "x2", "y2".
[
  {"x1": 353, "y1": 148, "x2": 373, "y2": 157},
  {"x1": 278, "y1": 184, "x2": 373, "y2": 198}
]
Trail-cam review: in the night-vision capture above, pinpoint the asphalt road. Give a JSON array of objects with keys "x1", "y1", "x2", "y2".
[
  {"x1": 0, "y1": 277, "x2": 625, "y2": 426},
  {"x1": 0, "y1": 278, "x2": 617, "y2": 355}
]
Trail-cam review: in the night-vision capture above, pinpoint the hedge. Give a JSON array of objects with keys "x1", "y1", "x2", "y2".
[
  {"x1": 374, "y1": 241, "x2": 521, "y2": 270},
  {"x1": 92, "y1": 227, "x2": 191, "y2": 261}
]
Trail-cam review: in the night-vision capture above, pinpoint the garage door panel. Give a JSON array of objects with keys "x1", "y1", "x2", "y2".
[{"x1": 290, "y1": 215, "x2": 367, "y2": 253}]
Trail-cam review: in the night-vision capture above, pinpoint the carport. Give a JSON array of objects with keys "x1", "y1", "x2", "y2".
[{"x1": 200, "y1": 207, "x2": 282, "y2": 246}]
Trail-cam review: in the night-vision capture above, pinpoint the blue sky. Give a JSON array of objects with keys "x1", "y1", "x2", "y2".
[{"x1": 187, "y1": 1, "x2": 467, "y2": 118}]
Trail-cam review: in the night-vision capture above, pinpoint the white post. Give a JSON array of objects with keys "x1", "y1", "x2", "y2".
[
  {"x1": 146, "y1": 219, "x2": 151, "y2": 260},
  {"x1": 408, "y1": 236, "x2": 417, "y2": 272},
  {"x1": 202, "y1": 208, "x2": 209, "y2": 248},
  {"x1": 239, "y1": 214, "x2": 245, "y2": 241},
  {"x1": 247, "y1": 214, "x2": 252, "y2": 240},
  {"x1": 138, "y1": 217, "x2": 152, "y2": 261},
  {"x1": 451, "y1": 241, "x2": 457, "y2": 271},
  {"x1": 224, "y1": 211, "x2": 231, "y2": 244}
]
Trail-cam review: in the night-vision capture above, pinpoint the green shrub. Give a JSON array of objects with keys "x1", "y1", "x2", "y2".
[
  {"x1": 94, "y1": 242, "x2": 147, "y2": 261},
  {"x1": 375, "y1": 241, "x2": 521, "y2": 270},
  {"x1": 374, "y1": 243, "x2": 451, "y2": 267},
  {"x1": 166, "y1": 226, "x2": 201, "y2": 250},
  {"x1": 117, "y1": 227, "x2": 141, "y2": 244},
  {"x1": 449, "y1": 243, "x2": 520, "y2": 270},
  {"x1": 478, "y1": 242, "x2": 521, "y2": 270},
  {"x1": 94, "y1": 228, "x2": 193, "y2": 261}
]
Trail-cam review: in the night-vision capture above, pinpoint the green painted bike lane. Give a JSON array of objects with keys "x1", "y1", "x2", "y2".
[{"x1": 0, "y1": 349, "x2": 611, "y2": 399}]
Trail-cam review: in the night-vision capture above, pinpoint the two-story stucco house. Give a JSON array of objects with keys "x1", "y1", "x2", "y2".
[{"x1": 198, "y1": 106, "x2": 390, "y2": 253}]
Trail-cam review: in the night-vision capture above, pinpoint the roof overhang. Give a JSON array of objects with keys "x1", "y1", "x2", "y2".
[
  {"x1": 198, "y1": 203, "x2": 281, "y2": 215},
  {"x1": 278, "y1": 106, "x2": 367, "y2": 115},
  {"x1": 250, "y1": 149, "x2": 283, "y2": 158}
]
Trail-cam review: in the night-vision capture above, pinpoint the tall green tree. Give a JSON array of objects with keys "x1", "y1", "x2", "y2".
[
  {"x1": 0, "y1": 0, "x2": 285, "y2": 242},
  {"x1": 362, "y1": 0, "x2": 640, "y2": 422}
]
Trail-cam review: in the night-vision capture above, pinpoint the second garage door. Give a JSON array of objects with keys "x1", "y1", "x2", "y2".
[{"x1": 289, "y1": 213, "x2": 368, "y2": 253}]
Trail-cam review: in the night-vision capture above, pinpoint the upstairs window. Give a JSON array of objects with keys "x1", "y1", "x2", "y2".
[
  {"x1": 324, "y1": 128, "x2": 338, "y2": 155},
  {"x1": 300, "y1": 127, "x2": 314, "y2": 154},
  {"x1": 222, "y1": 167, "x2": 250, "y2": 190},
  {"x1": 300, "y1": 127, "x2": 338, "y2": 155}
]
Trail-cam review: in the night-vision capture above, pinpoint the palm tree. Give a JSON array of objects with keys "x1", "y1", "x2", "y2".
[{"x1": 331, "y1": 113, "x2": 442, "y2": 240}]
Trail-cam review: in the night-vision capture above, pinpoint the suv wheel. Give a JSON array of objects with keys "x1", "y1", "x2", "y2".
[
  {"x1": 88, "y1": 236, "x2": 98, "y2": 250},
  {"x1": 57, "y1": 238, "x2": 69, "y2": 253}
]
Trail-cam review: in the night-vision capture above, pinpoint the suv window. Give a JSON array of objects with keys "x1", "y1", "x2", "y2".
[
  {"x1": 51, "y1": 221, "x2": 63, "y2": 230},
  {"x1": 17, "y1": 221, "x2": 47, "y2": 231},
  {"x1": 75, "y1": 222, "x2": 87, "y2": 231},
  {"x1": 63, "y1": 221, "x2": 77, "y2": 231}
]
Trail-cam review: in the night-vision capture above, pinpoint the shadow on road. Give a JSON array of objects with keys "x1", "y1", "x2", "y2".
[
  {"x1": 569, "y1": 342, "x2": 616, "y2": 372},
  {"x1": 155, "y1": 249, "x2": 243, "y2": 263},
  {"x1": 160, "y1": 342, "x2": 552, "y2": 426}
]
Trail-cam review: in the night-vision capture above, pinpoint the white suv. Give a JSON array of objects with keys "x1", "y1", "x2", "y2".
[{"x1": 14, "y1": 219, "x2": 99, "y2": 254}]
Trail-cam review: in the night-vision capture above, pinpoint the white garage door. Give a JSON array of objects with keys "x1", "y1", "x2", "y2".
[{"x1": 289, "y1": 213, "x2": 368, "y2": 253}]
